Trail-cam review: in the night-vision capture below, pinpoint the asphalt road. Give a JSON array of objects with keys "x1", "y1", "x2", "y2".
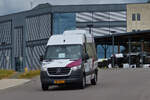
[{"x1": 0, "y1": 68, "x2": 150, "y2": 100}]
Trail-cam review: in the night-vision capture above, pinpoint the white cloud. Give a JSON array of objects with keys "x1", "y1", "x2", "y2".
[{"x1": 0, "y1": 0, "x2": 148, "y2": 16}]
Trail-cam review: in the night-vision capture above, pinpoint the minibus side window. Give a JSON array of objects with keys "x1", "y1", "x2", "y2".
[
  {"x1": 92, "y1": 43, "x2": 98, "y2": 60},
  {"x1": 86, "y1": 43, "x2": 97, "y2": 60},
  {"x1": 86, "y1": 43, "x2": 93, "y2": 58}
]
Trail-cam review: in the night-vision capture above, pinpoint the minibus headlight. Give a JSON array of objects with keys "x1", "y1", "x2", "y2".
[
  {"x1": 42, "y1": 62, "x2": 47, "y2": 66},
  {"x1": 71, "y1": 65, "x2": 81, "y2": 71},
  {"x1": 41, "y1": 67, "x2": 47, "y2": 71}
]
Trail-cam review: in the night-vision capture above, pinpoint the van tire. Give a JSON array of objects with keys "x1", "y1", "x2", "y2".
[
  {"x1": 42, "y1": 84, "x2": 49, "y2": 91},
  {"x1": 91, "y1": 72, "x2": 97, "y2": 85},
  {"x1": 79, "y1": 75, "x2": 86, "y2": 89}
]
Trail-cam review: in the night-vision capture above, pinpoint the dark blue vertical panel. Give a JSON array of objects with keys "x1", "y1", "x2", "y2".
[{"x1": 53, "y1": 13, "x2": 76, "y2": 34}]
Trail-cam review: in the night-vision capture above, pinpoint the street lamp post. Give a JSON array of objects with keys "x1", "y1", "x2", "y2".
[
  {"x1": 87, "y1": 24, "x2": 94, "y2": 43},
  {"x1": 87, "y1": 24, "x2": 94, "y2": 35}
]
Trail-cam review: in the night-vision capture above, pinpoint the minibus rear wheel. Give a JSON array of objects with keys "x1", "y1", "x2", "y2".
[{"x1": 91, "y1": 71, "x2": 97, "y2": 85}]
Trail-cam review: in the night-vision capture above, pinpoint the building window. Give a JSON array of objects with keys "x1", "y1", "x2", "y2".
[
  {"x1": 132, "y1": 14, "x2": 136, "y2": 21},
  {"x1": 137, "y1": 13, "x2": 141, "y2": 21},
  {"x1": 132, "y1": 29, "x2": 136, "y2": 32},
  {"x1": 137, "y1": 30, "x2": 140, "y2": 32}
]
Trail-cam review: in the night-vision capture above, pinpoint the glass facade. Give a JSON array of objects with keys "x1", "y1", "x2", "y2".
[
  {"x1": 53, "y1": 13, "x2": 76, "y2": 34},
  {"x1": 97, "y1": 45, "x2": 125, "y2": 58}
]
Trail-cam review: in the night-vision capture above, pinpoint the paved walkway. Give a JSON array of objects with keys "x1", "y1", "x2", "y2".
[{"x1": 0, "y1": 79, "x2": 30, "y2": 90}]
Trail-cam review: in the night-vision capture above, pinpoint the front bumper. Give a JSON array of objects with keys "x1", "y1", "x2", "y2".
[{"x1": 40, "y1": 70, "x2": 83, "y2": 85}]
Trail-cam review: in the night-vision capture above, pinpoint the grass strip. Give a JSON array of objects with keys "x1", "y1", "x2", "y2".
[
  {"x1": 18, "y1": 70, "x2": 40, "y2": 79},
  {"x1": 0, "y1": 70, "x2": 15, "y2": 80}
]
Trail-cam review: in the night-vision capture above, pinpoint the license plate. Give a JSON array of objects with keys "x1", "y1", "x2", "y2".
[{"x1": 54, "y1": 80, "x2": 65, "y2": 84}]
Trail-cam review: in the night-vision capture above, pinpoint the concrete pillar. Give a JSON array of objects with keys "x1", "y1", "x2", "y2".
[
  {"x1": 11, "y1": 21, "x2": 15, "y2": 70},
  {"x1": 23, "y1": 18, "x2": 27, "y2": 72},
  {"x1": 51, "y1": 13, "x2": 53, "y2": 35}
]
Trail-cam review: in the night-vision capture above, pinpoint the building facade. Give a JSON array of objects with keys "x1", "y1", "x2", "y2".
[
  {"x1": 0, "y1": 3, "x2": 126, "y2": 71},
  {"x1": 127, "y1": 3, "x2": 150, "y2": 32},
  {"x1": 127, "y1": 3, "x2": 150, "y2": 65}
]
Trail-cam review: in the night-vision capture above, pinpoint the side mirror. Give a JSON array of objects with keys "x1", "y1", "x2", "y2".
[
  {"x1": 40, "y1": 55, "x2": 44, "y2": 61},
  {"x1": 84, "y1": 53, "x2": 89, "y2": 60}
]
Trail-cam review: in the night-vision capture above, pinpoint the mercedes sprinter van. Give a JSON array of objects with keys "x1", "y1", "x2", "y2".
[{"x1": 40, "y1": 30, "x2": 98, "y2": 90}]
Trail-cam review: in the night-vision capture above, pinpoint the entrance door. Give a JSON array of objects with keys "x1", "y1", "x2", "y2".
[{"x1": 14, "y1": 27, "x2": 23, "y2": 71}]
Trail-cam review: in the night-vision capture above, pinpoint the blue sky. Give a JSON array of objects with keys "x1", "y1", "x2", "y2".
[{"x1": 0, "y1": 0, "x2": 148, "y2": 16}]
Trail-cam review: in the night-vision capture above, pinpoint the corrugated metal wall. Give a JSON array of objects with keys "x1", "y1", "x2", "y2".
[
  {"x1": 25, "y1": 14, "x2": 51, "y2": 70},
  {"x1": 0, "y1": 21, "x2": 12, "y2": 69}
]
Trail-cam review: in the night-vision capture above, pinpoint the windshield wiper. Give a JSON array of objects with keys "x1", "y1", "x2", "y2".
[
  {"x1": 69, "y1": 58, "x2": 80, "y2": 61},
  {"x1": 44, "y1": 58, "x2": 52, "y2": 62}
]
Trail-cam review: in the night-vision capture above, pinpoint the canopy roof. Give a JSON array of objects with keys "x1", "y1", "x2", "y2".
[{"x1": 95, "y1": 30, "x2": 150, "y2": 45}]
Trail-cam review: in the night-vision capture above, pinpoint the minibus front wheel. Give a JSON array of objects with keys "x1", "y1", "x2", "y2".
[
  {"x1": 79, "y1": 74, "x2": 86, "y2": 89},
  {"x1": 42, "y1": 84, "x2": 49, "y2": 91}
]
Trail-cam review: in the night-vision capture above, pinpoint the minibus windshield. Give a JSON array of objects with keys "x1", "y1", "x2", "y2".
[{"x1": 44, "y1": 45, "x2": 82, "y2": 60}]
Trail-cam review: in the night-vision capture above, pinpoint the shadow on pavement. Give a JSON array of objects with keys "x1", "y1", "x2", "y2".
[{"x1": 45, "y1": 84, "x2": 91, "y2": 91}]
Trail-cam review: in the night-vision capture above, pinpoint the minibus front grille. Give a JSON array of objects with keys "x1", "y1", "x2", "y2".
[{"x1": 47, "y1": 67, "x2": 71, "y2": 76}]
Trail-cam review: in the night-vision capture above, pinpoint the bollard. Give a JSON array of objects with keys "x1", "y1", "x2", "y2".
[{"x1": 24, "y1": 67, "x2": 28, "y2": 73}]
